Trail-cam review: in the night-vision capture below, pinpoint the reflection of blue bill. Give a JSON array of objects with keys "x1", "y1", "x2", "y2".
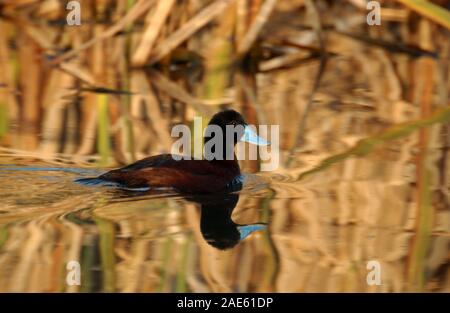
[{"x1": 238, "y1": 224, "x2": 267, "y2": 240}]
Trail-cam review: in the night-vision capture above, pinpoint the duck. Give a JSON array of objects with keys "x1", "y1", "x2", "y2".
[{"x1": 75, "y1": 110, "x2": 269, "y2": 194}]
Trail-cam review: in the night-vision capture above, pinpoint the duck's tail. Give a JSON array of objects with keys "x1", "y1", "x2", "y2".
[
  {"x1": 74, "y1": 177, "x2": 151, "y2": 191},
  {"x1": 74, "y1": 177, "x2": 119, "y2": 187}
]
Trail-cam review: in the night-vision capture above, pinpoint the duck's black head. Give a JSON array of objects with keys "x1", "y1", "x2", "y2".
[
  {"x1": 204, "y1": 110, "x2": 269, "y2": 160},
  {"x1": 208, "y1": 109, "x2": 247, "y2": 129}
]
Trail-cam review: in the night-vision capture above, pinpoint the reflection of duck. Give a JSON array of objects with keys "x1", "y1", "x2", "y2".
[
  {"x1": 186, "y1": 185, "x2": 266, "y2": 250},
  {"x1": 75, "y1": 110, "x2": 269, "y2": 194}
]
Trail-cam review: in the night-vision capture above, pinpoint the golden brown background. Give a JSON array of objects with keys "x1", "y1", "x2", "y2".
[{"x1": 0, "y1": 0, "x2": 449, "y2": 292}]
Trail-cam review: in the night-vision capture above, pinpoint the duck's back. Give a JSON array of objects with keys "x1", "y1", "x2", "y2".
[{"x1": 97, "y1": 153, "x2": 241, "y2": 193}]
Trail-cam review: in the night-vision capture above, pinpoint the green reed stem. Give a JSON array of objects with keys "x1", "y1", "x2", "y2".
[
  {"x1": 408, "y1": 166, "x2": 433, "y2": 290},
  {"x1": 158, "y1": 237, "x2": 174, "y2": 292},
  {"x1": 408, "y1": 119, "x2": 434, "y2": 291},
  {"x1": 80, "y1": 243, "x2": 96, "y2": 292},
  {"x1": 124, "y1": 0, "x2": 136, "y2": 162},
  {"x1": 97, "y1": 94, "x2": 111, "y2": 166},
  {"x1": 396, "y1": 0, "x2": 450, "y2": 30},
  {"x1": 0, "y1": 102, "x2": 8, "y2": 138},
  {"x1": 175, "y1": 234, "x2": 192, "y2": 292},
  {"x1": 0, "y1": 226, "x2": 7, "y2": 250},
  {"x1": 260, "y1": 190, "x2": 279, "y2": 290},
  {"x1": 94, "y1": 217, "x2": 116, "y2": 292},
  {"x1": 299, "y1": 105, "x2": 450, "y2": 179}
]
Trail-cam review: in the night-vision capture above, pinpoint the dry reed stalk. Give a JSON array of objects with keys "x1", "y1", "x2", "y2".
[
  {"x1": 185, "y1": 245, "x2": 210, "y2": 292},
  {"x1": 132, "y1": 0, "x2": 176, "y2": 66},
  {"x1": 9, "y1": 220, "x2": 44, "y2": 291},
  {"x1": 287, "y1": 0, "x2": 327, "y2": 166},
  {"x1": 129, "y1": 76, "x2": 152, "y2": 156},
  {"x1": 132, "y1": 70, "x2": 173, "y2": 151},
  {"x1": 235, "y1": 0, "x2": 249, "y2": 43},
  {"x1": 0, "y1": 21, "x2": 18, "y2": 144},
  {"x1": 147, "y1": 69, "x2": 212, "y2": 116},
  {"x1": 59, "y1": 62, "x2": 97, "y2": 86},
  {"x1": 38, "y1": 71, "x2": 75, "y2": 156},
  {"x1": 109, "y1": 95, "x2": 129, "y2": 165},
  {"x1": 380, "y1": 8, "x2": 410, "y2": 22},
  {"x1": 38, "y1": 216, "x2": 61, "y2": 291},
  {"x1": 121, "y1": 239, "x2": 149, "y2": 292},
  {"x1": 74, "y1": 94, "x2": 98, "y2": 156},
  {"x1": 408, "y1": 18, "x2": 436, "y2": 291},
  {"x1": 62, "y1": 103, "x2": 79, "y2": 156},
  {"x1": 45, "y1": 218, "x2": 65, "y2": 292},
  {"x1": 22, "y1": 24, "x2": 56, "y2": 51},
  {"x1": 1, "y1": 0, "x2": 38, "y2": 9},
  {"x1": 50, "y1": 0, "x2": 155, "y2": 65},
  {"x1": 147, "y1": 0, "x2": 235, "y2": 64},
  {"x1": 237, "y1": 0, "x2": 277, "y2": 56},
  {"x1": 18, "y1": 33, "x2": 41, "y2": 150},
  {"x1": 345, "y1": 0, "x2": 366, "y2": 9},
  {"x1": 61, "y1": 219, "x2": 84, "y2": 293},
  {"x1": 249, "y1": 0, "x2": 263, "y2": 24},
  {"x1": 396, "y1": 0, "x2": 450, "y2": 29},
  {"x1": 103, "y1": 40, "x2": 128, "y2": 164},
  {"x1": 235, "y1": 244, "x2": 252, "y2": 291},
  {"x1": 200, "y1": 2, "x2": 235, "y2": 100}
]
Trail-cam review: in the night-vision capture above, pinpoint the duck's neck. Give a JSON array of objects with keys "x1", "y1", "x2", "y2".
[{"x1": 203, "y1": 137, "x2": 237, "y2": 162}]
